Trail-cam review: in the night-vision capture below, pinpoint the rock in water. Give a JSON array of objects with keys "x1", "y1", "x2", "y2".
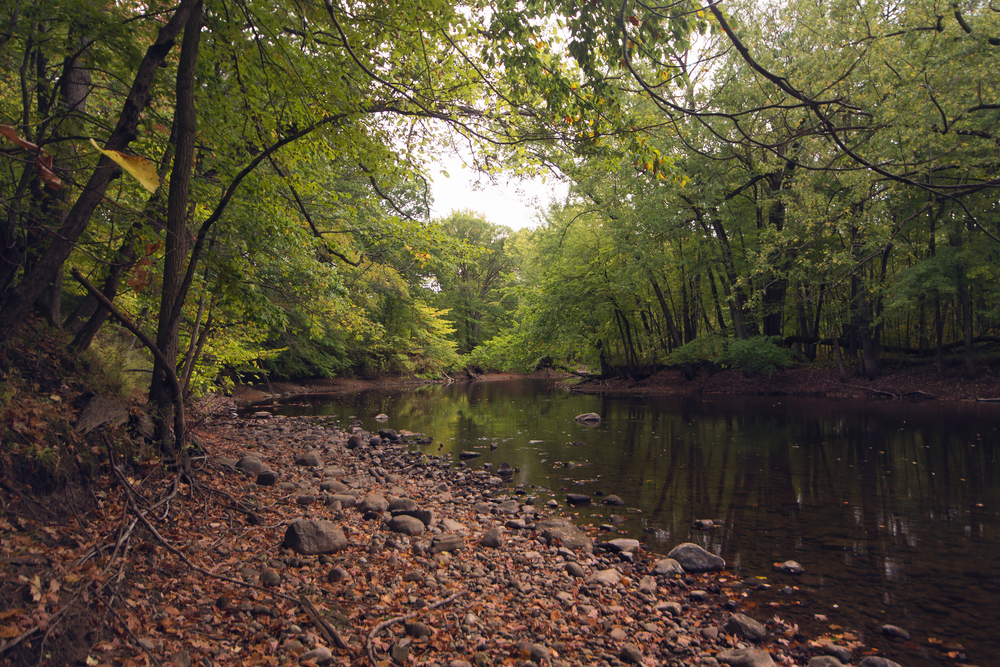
[
  {"x1": 777, "y1": 559, "x2": 804, "y2": 574},
  {"x1": 574, "y1": 412, "x2": 602, "y2": 423},
  {"x1": 566, "y1": 493, "x2": 591, "y2": 505},
  {"x1": 283, "y1": 519, "x2": 347, "y2": 555},
  {"x1": 459, "y1": 451, "x2": 481, "y2": 460},
  {"x1": 880, "y1": 624, "x2": 911, "y2": 640},
  {"x1": 667, "y1": 542, "x2": 726, "y2": 572}
]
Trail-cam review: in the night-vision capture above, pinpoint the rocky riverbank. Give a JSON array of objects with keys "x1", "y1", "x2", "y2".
[
  {"x1": 181, "y1": 406, "x2": 910, "y2": 667},
  {"x1": 1, "y1": 397, "x2": 921, "y2": 667}
]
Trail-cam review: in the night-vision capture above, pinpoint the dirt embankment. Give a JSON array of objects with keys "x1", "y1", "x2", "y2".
[
  {"x1": 568, "y1": 364, "x2": 1000, "y2": 403},
  {"x1": 233, "y1": 363, "x2": 1000, "y2": 406}
]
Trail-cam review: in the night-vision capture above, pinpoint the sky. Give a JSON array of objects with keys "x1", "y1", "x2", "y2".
[{"x1": 427, "y1": 155, "x2": 569, "y2": 231}]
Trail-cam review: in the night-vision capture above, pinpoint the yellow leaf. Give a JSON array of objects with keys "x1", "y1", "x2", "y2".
[{"x1": 89, "y1": 139, "x2": 160, "y2": 193}]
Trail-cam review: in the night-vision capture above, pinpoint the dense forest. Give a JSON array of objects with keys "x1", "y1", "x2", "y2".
[{"x1": 2, "y1": 0, "x2": 999, "y2": 449}]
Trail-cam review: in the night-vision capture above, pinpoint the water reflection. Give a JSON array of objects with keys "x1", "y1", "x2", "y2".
[{"x1": 275, "y1": 380, "x2": 1000, "y2": 666}]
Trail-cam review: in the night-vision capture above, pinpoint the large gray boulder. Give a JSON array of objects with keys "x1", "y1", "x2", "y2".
[
  {"x1": 283, "y1": 520, "x2": 347, "y2": 555},
  {"x1": 235, "y1": 455, "x2": 265, "y2": 475},
  {"x1": 667, "y1": 542, "x2": 726, "y2": 572}
]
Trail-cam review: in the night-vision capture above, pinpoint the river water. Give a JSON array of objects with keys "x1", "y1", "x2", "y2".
[{"x1": 270, "y1": 378, "x2": 1000, "y2": 666}]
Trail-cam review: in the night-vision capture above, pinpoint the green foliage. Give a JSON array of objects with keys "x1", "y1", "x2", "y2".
[
  {"x1": 667, "y1": 335, "x2": 793, "y2": 375},
  {"x1": 723, "y1": 337, "x2": 794, "y2": 374},
  {"x1": 460, "y1": 331, "x2": 546, "y2": 374}
]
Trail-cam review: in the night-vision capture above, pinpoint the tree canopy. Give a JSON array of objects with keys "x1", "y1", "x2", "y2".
[{"x1": 2, "y1": 0, "x2": 999, "y2": 450}]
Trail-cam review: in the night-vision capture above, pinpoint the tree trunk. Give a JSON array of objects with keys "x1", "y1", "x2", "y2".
[
  {"x1": 650, "y1": 278, "x2": 682, "y2": 350},
  {"x1": 149, "y1": 0, "x2": 203, "y2": 452}
]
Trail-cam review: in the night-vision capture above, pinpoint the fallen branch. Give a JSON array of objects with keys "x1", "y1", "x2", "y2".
[{"x1": 365, "y1": 590, "x2": 468, "y2": 667}]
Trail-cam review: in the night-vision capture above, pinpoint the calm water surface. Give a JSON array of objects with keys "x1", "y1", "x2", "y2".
[{"x1": 274, "y1": 379, "x2": 1000, "y2": 666}]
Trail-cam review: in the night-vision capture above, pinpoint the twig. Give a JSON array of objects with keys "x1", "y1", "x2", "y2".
[
  {"x1": 0, "y1": 626, "x2": 40, "y2": 656},
  {"x1": 365, "y1": 590, "x2": 468, "y2": 667},
  {"x1": 302, "y1": 597, "x2": 352, "y2": 651},
  {"x1": 101, "y1": 590, "x2": 164, "y2": 667}
]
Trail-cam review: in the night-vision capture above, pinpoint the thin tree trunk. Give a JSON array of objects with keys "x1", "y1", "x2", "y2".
[
  {"x1": 149, "y1": 0, "x2": 203, "y2": 452},
  {"x1": 650, "y1": 277, "x2": 682, "y2": 349}
]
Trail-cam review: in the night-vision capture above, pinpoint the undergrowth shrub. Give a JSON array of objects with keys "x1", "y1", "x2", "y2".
[{"x1": 667, "y1": 335, "x2": 793, "y2": 375}]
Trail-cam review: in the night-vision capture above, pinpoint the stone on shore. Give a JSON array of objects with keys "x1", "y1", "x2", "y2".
[
  {"x1": 357, "y1": 494, "x2": 389, "y2": 513},
  {"x1": 722, "y1": 613, "x2": 767, "y2": 642},
  {"x1": 588, "y1": 568, "x2": 622, "y2": 586},
  {"x1": 858, "y1": 659, "x2": 904, "y2": 667},
  {"x1": 283, "y1": 519, "x2": 347, "y2": 555},
  {"x1": 717, "y1": 648, "x2": 776, "y2": 667},
  {"x1": 429, "y1": 533, "x2": 464, "y2": 554},
  {"x1": 808, "y1": 657, "x2": 845, "y2": 667},
  {"x1": 481, "y1": 527, "x2": 504, "y2": 548},
  {"x1": 388, "y1": 514, "x2": 425, "y2": 535},
  {"x1": 653, "y1": 558, "x2": 685, "y2": 575},
  {"x1": 540, "y1": 524, "x2": 593, "y2": 553},
  {"x1": 236, "y1": 455, "x2": 265, "y2": 474},
  {"x1": 294, "y1": 451, "x2": 322, "y2": 467},
  {"x1": 667, "y1": 542, "x2": 726, "y2": 572},
  {"x1": 619, "y1": 644, "x2": 643, "y2": 664}
]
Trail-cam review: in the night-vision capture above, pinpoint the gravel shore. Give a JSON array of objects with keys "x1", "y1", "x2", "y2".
[{"x1": 182, "y1": 405, "x2": 914, "y2": 667}]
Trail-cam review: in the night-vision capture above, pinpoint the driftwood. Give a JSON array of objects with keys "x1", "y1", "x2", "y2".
[
  {"x1": 75, "y1": 396, "x2": 130, "y2": 434},
  {"x1": 365, "y1": 590, "x2": 468, "y2": 667}
]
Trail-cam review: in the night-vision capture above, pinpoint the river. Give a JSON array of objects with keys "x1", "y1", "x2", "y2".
[{"x1": 268, "y1": 378, "x2": 1000, "y2": 666}]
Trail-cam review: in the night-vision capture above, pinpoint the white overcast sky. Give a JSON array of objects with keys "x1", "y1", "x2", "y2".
[{"x1": 427, "y1": 155, "x2": 568, "y2": 231}]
